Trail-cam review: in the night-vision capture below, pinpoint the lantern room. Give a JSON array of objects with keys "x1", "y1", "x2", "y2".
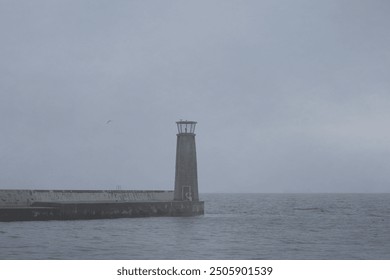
[{"x1": 176, "y1": 120, "x2": 197, "y2": 134}]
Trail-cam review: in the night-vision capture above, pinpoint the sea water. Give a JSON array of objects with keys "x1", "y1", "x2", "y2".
[{"x1": 1, "y1": 193, "x2": 389, "y2": 259}]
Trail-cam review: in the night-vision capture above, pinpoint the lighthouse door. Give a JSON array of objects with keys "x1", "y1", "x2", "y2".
[{"x1": 182, "y1": 186, "x2": 192, "y2": 201}]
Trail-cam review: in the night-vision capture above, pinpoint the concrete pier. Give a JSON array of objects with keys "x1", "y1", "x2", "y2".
[
  {"x1": 0, "y1": 189, "x2": 204, "y2": 221},
  {"x1": 0, "y1": 201, "x2": 204, "y2": 222}
]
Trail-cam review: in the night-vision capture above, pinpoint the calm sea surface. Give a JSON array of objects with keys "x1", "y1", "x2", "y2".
[{"x1": 1, "y1": 193, "x2": 390, "y2": 259}]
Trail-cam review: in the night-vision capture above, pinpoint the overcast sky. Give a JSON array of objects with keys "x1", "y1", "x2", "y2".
[{"x1": 1, "y1": 0, "x2": 389, "y2": 193}]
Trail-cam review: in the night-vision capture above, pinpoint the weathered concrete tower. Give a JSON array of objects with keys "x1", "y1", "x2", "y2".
[{"x1": 174, "y1": 120, "x2": 199, "y2": 201}]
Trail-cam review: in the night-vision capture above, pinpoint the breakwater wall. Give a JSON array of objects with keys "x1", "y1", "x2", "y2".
[
  {"x1": 0, "y1": 189, "x2": 204, "y2": 221},
  {"x1": 0, "y1": 189, "x2": 173, "y2": 207},
  {"x1": 0, "y1": 201, "x2": 204, "y2": 222}
]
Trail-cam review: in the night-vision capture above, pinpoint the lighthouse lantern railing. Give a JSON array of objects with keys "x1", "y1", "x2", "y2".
[{"x1": 176, "y1": 120, "x2": 197, "y2": 134}]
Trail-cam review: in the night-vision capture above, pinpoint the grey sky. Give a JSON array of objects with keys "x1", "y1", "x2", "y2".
[{"x1": 1, "y1": 0, "x2": 389, "y2": 193}]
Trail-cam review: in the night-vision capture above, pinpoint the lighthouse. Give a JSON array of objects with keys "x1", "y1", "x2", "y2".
[{"x1": 174, "y1": 120, "x2": 199, "y2": 201}]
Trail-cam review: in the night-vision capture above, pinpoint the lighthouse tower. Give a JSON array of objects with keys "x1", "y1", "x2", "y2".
[{"x1": 174, "y1": 120, "x2": 199, "y2": 201}]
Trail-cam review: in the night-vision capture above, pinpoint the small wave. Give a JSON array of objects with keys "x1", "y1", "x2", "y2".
[
  {"x1": 293, "y1": 207, "x2": 325, "y2": 212},
  {"x1": 205, "y1": 213, "x2": 241, "y2": 218},
  {"x1": 8, "y1": 235, "x2": 20, "y2": 239}
]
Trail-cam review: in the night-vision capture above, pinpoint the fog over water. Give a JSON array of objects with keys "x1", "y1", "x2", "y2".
[{"x1": 1, "y1": 1, "x2": 389, "y2": 193}]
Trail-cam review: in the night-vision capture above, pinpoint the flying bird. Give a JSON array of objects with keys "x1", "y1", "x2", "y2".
[{"x1": 106, "y1": 120, "x2": 112, "y2": 124}]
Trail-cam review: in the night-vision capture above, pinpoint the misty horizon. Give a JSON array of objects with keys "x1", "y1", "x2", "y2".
[{"x1": 1, "y1": 1, "x2": 389, "y2": 193}]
